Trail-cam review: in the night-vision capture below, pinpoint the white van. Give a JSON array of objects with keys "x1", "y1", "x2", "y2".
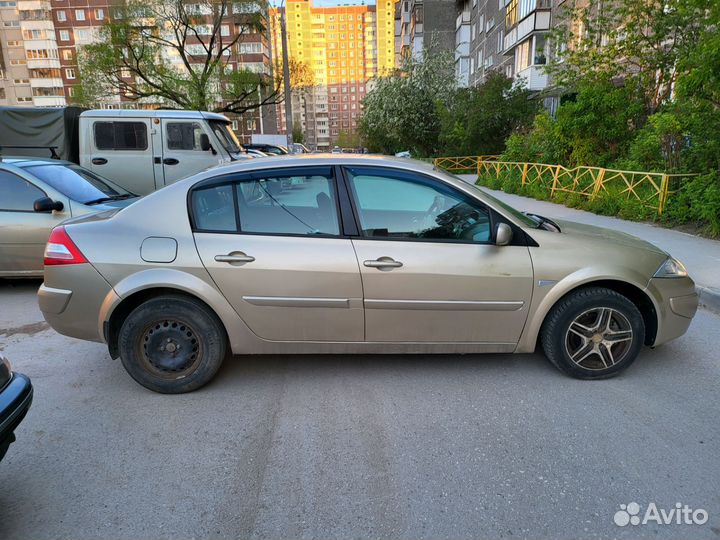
[
  {"x1": 0, "y1": 108, "x2": 253, "y2": 195},
  {"x1": 79, "y1": 110, "x2": 252, "y2": 195}
]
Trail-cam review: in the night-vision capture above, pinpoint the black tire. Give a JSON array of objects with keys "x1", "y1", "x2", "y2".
[
  {"x1": 118, "y1": 295, "x2": 227, "y2": 393},
  {"x1": 541, "y1": 287, "x2": 645, "y2": 379}
]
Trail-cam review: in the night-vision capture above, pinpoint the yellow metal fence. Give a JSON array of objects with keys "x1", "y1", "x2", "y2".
[
  {"x1": 433, "y1": 157, "x2": 696, "y2": 215},
  {"x1": 432, "y1": 155, "x2": 498, "y2": 172}
]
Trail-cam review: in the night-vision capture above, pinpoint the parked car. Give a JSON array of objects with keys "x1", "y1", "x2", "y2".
[
  {"x1": 245, "y1": 148, "x2": 269, "y2": 158},
  {"x1": 243, "y1": 143, "x2": 289, "y2": 156},
  {"x1": 38, "y1": 155, "x2": 697, "y2": 393},
  {"x1": 0, "y1": 107, "x2": 252, "y2": 196},
  {"x1": 0, "y1": 355, "x2": 33, "y2": 462},
  {"x1": 0, "y1": 156, "x2": 138, "y2": 277}
]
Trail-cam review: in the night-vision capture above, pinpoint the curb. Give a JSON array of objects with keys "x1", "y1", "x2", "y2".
[{"x1": 697, "y1": 285, "x2": 720, "y2": 314}]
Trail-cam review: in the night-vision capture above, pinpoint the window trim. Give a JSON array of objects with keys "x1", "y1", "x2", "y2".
[
  {"x1": 341, "y1": 165, "x2": 498, "y2": 246},
  {"x1": 188, "y1": 166, "x2": 346, "y2": 239},
  {"x1": 0, "y1": 169, "x2": 48, "y2": 213}
]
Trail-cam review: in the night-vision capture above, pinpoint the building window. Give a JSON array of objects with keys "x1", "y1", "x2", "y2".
[
  {"x1": 0, "y1": 1, "x2": 18, "y2": 7},
  {"x1": 17, "y1": 96, "x2": 33, "y2": 103},
  {"x1": 95, "y1": 8, "x2": 104, "y2": 20},
  {"x1": 56, "y1": 10, "x2": 66, "y2": 21},
  {"x1": 75, "y1": 9, "x2": 85, "y2": 21},
  {"x1": 65, "y1": 68, "x2": 75, "y2": 79},
  {"x1": 59, "y1": 30, "x2": 70, "y2": 41},
  {"x1": 62, "y1": 49, "x2": 73, "y2": 61},
  {"x1": 13, "y1": 79, "x2": 30, "y2": 85}
]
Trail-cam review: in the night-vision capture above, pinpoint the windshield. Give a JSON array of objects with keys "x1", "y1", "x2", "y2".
[
  {"x1": 209, "y1": 120, "x2": 243, "y2": 154},
  {"x1": 27, "y1": 164, "x2": 132, "y2": 205},
  {"x1": 444, "y1": 172, "x2": 540, "y2": 228}
]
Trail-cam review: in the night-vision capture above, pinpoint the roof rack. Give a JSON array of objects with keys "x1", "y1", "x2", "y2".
[{"x1": 0, "y1": 145, "x2": 60, "y2": 160}]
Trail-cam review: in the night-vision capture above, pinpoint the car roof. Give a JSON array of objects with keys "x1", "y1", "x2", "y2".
[
  {"x1": 80, "y1": 109, "x2": 229, "y2": 122},
  {"x1": 197, "y1": 153, "x2": 437, "y2": 179},
  {"x1": 0, "y1": 156, "x2": 75, "y2": 168}
]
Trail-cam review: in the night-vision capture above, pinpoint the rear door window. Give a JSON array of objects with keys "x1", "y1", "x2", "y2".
[{"x1": 190, "y1": 167, "x2": 341, "y2": 236}]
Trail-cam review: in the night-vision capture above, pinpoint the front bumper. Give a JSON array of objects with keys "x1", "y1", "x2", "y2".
[
  {"x1": 0, "y1": 371, "x2": 33, "y2": 462},
  {"x1": 645, "y1": 276, "x2": 698, "y2": 346}
]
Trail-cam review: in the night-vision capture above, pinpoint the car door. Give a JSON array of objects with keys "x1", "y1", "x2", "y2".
[
  {"x1": 86, "y1": 119, "x2": 156, "y2": 195},
  {"x1": 161, "y1": 120, "x2": 217, "y2": 187},
  {"x1": 344, "y1": 166, "x2": 534, "y2": 344},
  {"x1": 192, "y1": 166, "x2": 364, "y2": 342},
  {"x1": 0, "y1": 170, "x2": 70, "y2": 275}
]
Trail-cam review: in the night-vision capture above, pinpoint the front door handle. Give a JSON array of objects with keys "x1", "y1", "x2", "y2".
[
  {"x1": 363, "y1": 257, "x2": 403, "y2": 269},
  {"x1": 214, "y1": 253, "x2": 255, "y2": 264},
  {"x1": 91, "y1": 157, "x2": 107, "y2": 165},
  {"x1": 163, "y1": 158, "x2": 179, "y2": 165}
]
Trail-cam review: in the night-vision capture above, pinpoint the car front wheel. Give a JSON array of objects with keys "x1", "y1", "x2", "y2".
[
  {"x1": 541, "y1": 287, "x2": 645, "y2": 379},
  {"x1": 118, "y1": 295, "x2": 227, "y2": 393}
]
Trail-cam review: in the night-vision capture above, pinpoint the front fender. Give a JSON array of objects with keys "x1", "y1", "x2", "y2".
[{"x1": 515, "y1": 266, "x2": 657, "y2": 353}]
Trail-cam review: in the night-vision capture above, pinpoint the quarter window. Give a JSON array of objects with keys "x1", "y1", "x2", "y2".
[
  {"x1": 0, "y1": 171, "x2": 45, "y2": 211},
  {"x1": 94, "y1": 121, "x2": 148, "y2": 151},
  {"x1": 346, "y1": 167, "x2": 492, "y2": 243}
]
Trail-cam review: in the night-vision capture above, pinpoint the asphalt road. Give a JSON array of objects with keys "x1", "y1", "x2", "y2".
[{"x1": 1, "y1": 280, "x2": 719, "y2": 540}]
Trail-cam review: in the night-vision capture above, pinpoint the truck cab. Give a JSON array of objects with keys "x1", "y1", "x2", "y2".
[{"x1": 79, "y1": 110, "x2": 250, "y2": 195}]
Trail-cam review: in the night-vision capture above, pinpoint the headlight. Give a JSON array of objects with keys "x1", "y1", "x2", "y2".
[{"x1": 653, "y1": 257, "x2": 688, "y2": 278}]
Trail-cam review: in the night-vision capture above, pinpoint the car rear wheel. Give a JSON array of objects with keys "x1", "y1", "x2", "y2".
[
  {"x1": 118, "y1": 295, "x2": 227, "y2": 393},
  {"x1": 541, "y1": 287, "x2": 645, "y2": 379}
]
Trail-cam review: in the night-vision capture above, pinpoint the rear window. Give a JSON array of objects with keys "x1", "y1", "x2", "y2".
[{"x1": 94, "y1": 121, "x2": 148, "y2": 151}]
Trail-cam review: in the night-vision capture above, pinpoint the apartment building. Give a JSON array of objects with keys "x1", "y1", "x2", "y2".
[
  {"x1": 396, "y1": 0, "x2": 456, "y2": 63},
  {"x1": 1, "y1": 0, "x2": 65, "y2": 107},
  {"x1": 270, "y1": 0, "x2": 396, "y2": 149},
  {"x1": 454, "y1": 0, "x2": 555, "y2": 98}
]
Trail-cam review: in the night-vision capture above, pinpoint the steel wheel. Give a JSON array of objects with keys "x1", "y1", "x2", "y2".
[
  {"x1": 564, "y1": 307, "x2": 634, "y2": 371},
  {"x1": 138, "y1": 318, "x2": 203, "y2": 378}
]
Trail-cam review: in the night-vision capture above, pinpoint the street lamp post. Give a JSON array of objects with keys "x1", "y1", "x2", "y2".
[{"x1": 279, "y1": 5, "x2": 293, "y2": 147}]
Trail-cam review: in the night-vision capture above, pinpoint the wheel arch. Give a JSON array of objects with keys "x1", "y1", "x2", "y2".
[
  {"x1": 518, "y1": 277, "x2": 659, "y2": 353},
  {"x1": 99, "y1": 269, "x2": 246, "y2": 359}
]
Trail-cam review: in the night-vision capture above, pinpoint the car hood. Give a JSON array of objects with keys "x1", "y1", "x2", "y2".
[{"x1": 554, "y1": 218, "x2": 667, "y2": 256}]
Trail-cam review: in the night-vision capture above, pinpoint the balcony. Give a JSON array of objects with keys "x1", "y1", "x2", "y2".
[
  {"x1": 514, "y1": 65, "x2": 548, "y2": 91},
  {"x1": 32, "y1": 96, "x2": 65, "y2": 106},
  {"x1": 30, "y1": 77, "x2": 63, "y2": 88},
  {"x1": 503, "y1": 1, "x2": 551, "y2": 52},
  {"x1": 27, "y1": 58, "x2": 61, "y2": 70}
]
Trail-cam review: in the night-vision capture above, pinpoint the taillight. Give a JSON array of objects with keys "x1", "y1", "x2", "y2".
[{"x1": 44, "y1": 226, "x2": 88, "y2": 266}]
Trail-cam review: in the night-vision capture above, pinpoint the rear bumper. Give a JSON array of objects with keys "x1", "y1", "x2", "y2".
[
  {"x1": 645, "y1": 277, "x2": 698, "y2": 346},
  {"x1": 39, "y1": 263, "x2": 113, "y2": 343},
  {"x1": 0, "y1": 372, "x2": 33, "y2": 461}
]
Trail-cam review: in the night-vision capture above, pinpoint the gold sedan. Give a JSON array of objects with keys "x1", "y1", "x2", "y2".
[{"x1": 37, "y1": 155, "x2": 698, "y2": 393}]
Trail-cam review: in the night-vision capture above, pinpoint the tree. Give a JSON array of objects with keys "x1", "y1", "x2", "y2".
[
  {"x1": 548, "y1": 0, "x2": 713, "y2": 114},
  {"x1": 438, "y1": 72, "x2": 538, "y2": 156},
  {"x1": 292, "y1": 122, "x2": 304, "y2": 145},
  {"x1": 336, "y1": 129, "x2": 360, "y2": 148},
  {"x1": 75, "y1": 0, "x2": 280, "y2": 115},
  {"x1": 359, "y1": 49, "x2": 455, "y2": 156}
]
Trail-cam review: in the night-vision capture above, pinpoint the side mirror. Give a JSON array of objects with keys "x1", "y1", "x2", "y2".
[
  {"x1": 495, "y1": 222, "x2": 513, "y2": 246},
  {"x1": 33, "y1": 197, "x2": 64, "y2": 213},
  {"x1": 199, "y1": 133, "x2": 212, "y2": 152}
]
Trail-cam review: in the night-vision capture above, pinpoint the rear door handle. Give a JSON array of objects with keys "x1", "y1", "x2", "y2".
[
  {"x1": 91, "y1": 157, "x2": 107, "y2": 165},
  {"x1": 363, "y1": 257, "x2": 403, "y2": 269},
  {"x1": 163, "y1": 158, "x2": 179, "y2": 165},
  {"x1": 214, "y1": 253, "x2": 255, "y2": 264}
]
